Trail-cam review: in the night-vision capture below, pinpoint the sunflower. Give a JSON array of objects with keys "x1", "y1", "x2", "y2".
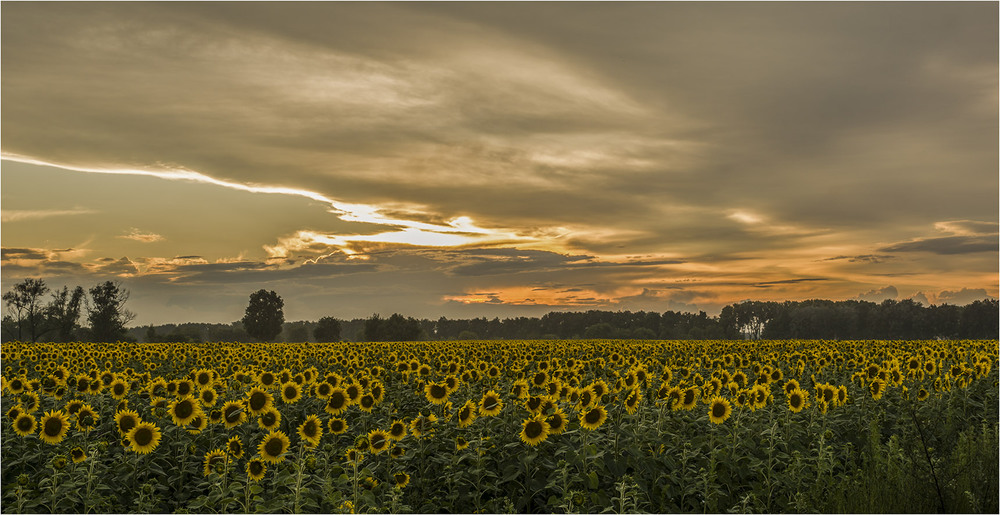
[
  {"x1": 358, "y1": 394, "x2": 376, "y2": 413},
  {"x1": 258, "y1": 371, "x2": 277, "y2": 389},
  {"x1": 127, "y1": 422, "x2": 163, "y2": 454},
  {"x1": 65, "y1": 399, "x2": 84, "y2": 416},
  {"x1": 388, "y1": 419, "x2": 407, "y2": 440},
  {"x1": 520, "y1": 415, "x2": 550, "y2": 446},
  {"x1": 175, "y1": 379, "x2": 194, "y2": 398},
  {"x1": 392, "y1": 471, "x2": 410, "y2": 488},
  {"x1": 199, "y1": 387, "x2": 218, "y2": 407},
  {"x1": 328, "y1": 417, "x2": 348, "y2": 435},
  {"x1": 680, "y1": 388, "x2": 699, "y2": 410},
  {"x1": 368, "y1": 429, "x2": 391, "y2": 454},
  {"x1": 298, "y1": 414, "x2": 324, "y2": 447},
  {"x1": 258, "y1": 430, "x2": 291, "y2": 464},
  {"x1": 345, "y1": 448, "x2": 363, "y2": 464},
  {"x1": 39, "y1": 410, "x2": 70, "y2": 444},
  {"x1": 836, "y1": 385, "x2": 848, "y2": 406},
  {"x1": 325, "y1": 387, "x2": 349, "y2": 416},
  {"x1": 227, "y1": 435, "x2": 244, "y2": 459},
  {"x1": 424, "y1": 382, "x2": 450, "y2": 405},
  {"x1": 109, "y1": 379, "x2": 129, "y2": 400},
  {"x1": 276, "y1": 382, "x2": 300, "y2": 405},
  {"x1": 12, "y1": 413, "x2": 36, "y2": 436},
  {"x1": 788, "y1": 389, "x2": 808, "y2": 413},
  {"x1": 479, "y1": 390, "x2": 503, "y2": 417},
  {"x1": 390, "y1": 445, "x2": 405, "y2": 459},
  {"x1": 203, "y1": 448, "x2": 228, "y2": 476},
  {"x1": 70, "y1": 446, "x2": 87, "y2": 463},
  {"x1": 76, "y1": 404, "x2": 99, "y2": 432},
  {"x1": 169, "y1": 397, "x2": 201, "y2": 427},
  {"x1": 869, "y1": 379, "x2": 886, "y2": 400},
  {"x1": 194, "y1": 368, "x2": 214, "y2": 389},
  {"x1": 344, "y1": 383, "x2": 363, "y2": 404},
  {"x1": 247, "y1": 458, "x2": 267, "y2": 481},
  {"x1": 707, "y1": 396, "x2": 732, "y2": 424},
  {"x1": 221, "y1": 400, "x2": 246, "y2": 428},
  {"x1": 917, "y1": 388, "x2": 930, "y2": 401},
  {"x1": 546, "y1": 408, "x2": 568, "y2": 435},
  {"x1": 783, "y1": 379, "x2": 800, "y2": 397},
  {"x1": 457, "y1": 400, "x2": 477, "y2": 428},
  {"x1": 579, "y1": 405, "x2": 607, "y2": 431},
  {"x1": 410, "y1": 414, "x2": 437, "y2": 438},
  {"x1": 624, "y1": 388, "x2": 642, "y2": 415},
  {"x1": 314, "y1": 382, "x2": 333, "y2": 399},
  {"x1": 454, "y1": 435, "x2": 470, "y2": 451}
]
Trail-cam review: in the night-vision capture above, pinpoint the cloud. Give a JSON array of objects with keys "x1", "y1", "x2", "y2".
[
  {"x1": 935, "y1": 288, "x2": 994, "y2": 305},
  {"x1": 823, "y1": 254, "x2": 895, "y2": 264},
  {"x1": 119, "y1": 228, "x2": 165, "y2": 243},
  {"x1": 1, "y1": 208, "x2": 96, "y2": 222},
  {"x1": 880, "y1": 235, "x2": 996, "y2": 255},
  {"x1": 855, "y1": 285, "x2": 899, "y2": 303}
]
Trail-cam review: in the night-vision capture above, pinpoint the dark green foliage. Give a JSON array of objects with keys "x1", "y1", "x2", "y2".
[
  {"x1": 241, "y1": 289, "x2": 284, "y2": 342},
  {"x1": 313, "y1": 317, "x2": 342, "y2": 342},
  {"x1": 86, "y1": 281, "x2": 135, "y2": 343}
]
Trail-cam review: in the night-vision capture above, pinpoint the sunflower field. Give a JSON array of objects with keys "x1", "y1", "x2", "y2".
[{"x1": 1, "y1": 339, "x2": 997, "y2": 513}]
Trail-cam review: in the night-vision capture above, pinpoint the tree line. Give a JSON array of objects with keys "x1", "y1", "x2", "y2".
[{"x1": 3, "y1": 279, "x2": 997, "y2": 343}]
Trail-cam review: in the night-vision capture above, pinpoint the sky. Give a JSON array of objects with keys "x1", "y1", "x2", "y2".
[{"x1": 2, "y1": 1, "x2": 997, "y2": 326}]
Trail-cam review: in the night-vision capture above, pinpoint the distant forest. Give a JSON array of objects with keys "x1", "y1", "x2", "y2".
[
  {"x1": 126, "y1": 298, "x2": 997, "y2": 343},
  {"x1": 3, "y1": 276, "x2": 996, "y2": 343}
]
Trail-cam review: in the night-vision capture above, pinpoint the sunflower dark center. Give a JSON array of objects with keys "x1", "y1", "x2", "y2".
[
  {"x1": 459, "y1": 407, "x2": 471, "y2": 420},
  {"x1": 329, "y1": 393, "x2": 346, "y2": 408},
  {"x1": 178, "y1": 383, "x2": 191, "y2": 396},
  {"x1": 262, "y1": 412, "x2": 276, "y2": 426},
  {"x1": 430, "y1": 384, "x2": 447, "y2": 398},
  {"x1": 361, "y1": 395, "x2": 374, "y2": 408},
  {"x1": 264, "y1": 437, "x2": 284, "y2": 457},
  {"x1": 585, "y1": 409, "x2": 601, "y2": 424},
  {"x1": 198, "y1": 373, "x2": 210, "y2": 385},
  {"x1": 44, "y1": 417, "x2": 64, "y2": 436},
  {"x1": 549, "y1": 415, "x2": 563, "y2": 430},
  {"x1": 249, "y1": 461, "x2": 264, "y2": 475},
  {"x1": 683, "y1": 390, "x2": 695, "y2": 404},
  {"x1": 284, "y1": 386, "x2": 297, "y2": 399},
  {"x1": 175, "y1": 401, "x2": 194, "y2": 419},
  {"x1": 525, "y1": 421, "x2": 543, "y2": 438},
  {"x1": 71, "y1": 448, "x2": 84, "y2": 458},
  {"x1": 483, "y1": 397, "x2": 498, "y2": 410},
  {"x1": 331, "y1": 420, "x2": 345, "y2": 432},
  {"x1": 134, "y1": 427, "x2": 153, "y2": 446},
  {"x1": 823, "y1": 390, "x2": 834, "y2": 402},
  {"x1": 304, "y1": 422, "x2": 317, "y2": 437},
  {"x1": 371, "y1": 434, "x2": 386, "y2": 448},
  {"x1": 791, "y1": 394, "x2": 803, "y2": 408},
  {"x1": 114, "y1": 384, "x2": 125, "y2": 395},
  {"x1": 16, "y1": 417, "x2": 33, "y2": 431},
  {"x1": 249, "y1": 392, "x2": 267, "y2": 411},
  {"x1": 712, "y1": 403, "x2": 727, "y2": 418}
]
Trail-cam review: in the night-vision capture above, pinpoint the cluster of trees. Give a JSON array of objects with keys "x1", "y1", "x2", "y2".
[
  {"x1": 4, "y1": 279, "x2": 998, "y2": 343},
  {"x1": 1, "y1": 278, "x2": 134, "y2": 343},
  {"x1": 721, "y1": 299, "x2": 999, "y2": 340}
]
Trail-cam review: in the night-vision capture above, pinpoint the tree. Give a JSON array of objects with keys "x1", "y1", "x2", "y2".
[
  {"x1": 314, "y1": 316, "x2": 342, "y2": 342},
  {"x1": 2, "y1": 278, "x2": 50, "y2": 342},
  {"x1": 242, "y1": 289, "x2": 284, "y2": 342},
  {"x1": 47, "y1": 286, "x2": 86, "y2": 342},
  {"x1": 87, "y1": 281, "x2": 136, "y2": 342}
]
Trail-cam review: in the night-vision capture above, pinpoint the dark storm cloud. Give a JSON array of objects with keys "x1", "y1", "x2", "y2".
[
  {"x1": 880, "y1": 235, "x2": 997, "y2": 255},
  {"x1": 1, "y1": 247, "x2": 49, "y2": 260},
  {"x1": 823, "y1": 255, "x2": 895, "y2": 264},
  {"x1": 3, "y1": 1, "x2": 994, "y2": 252}
]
